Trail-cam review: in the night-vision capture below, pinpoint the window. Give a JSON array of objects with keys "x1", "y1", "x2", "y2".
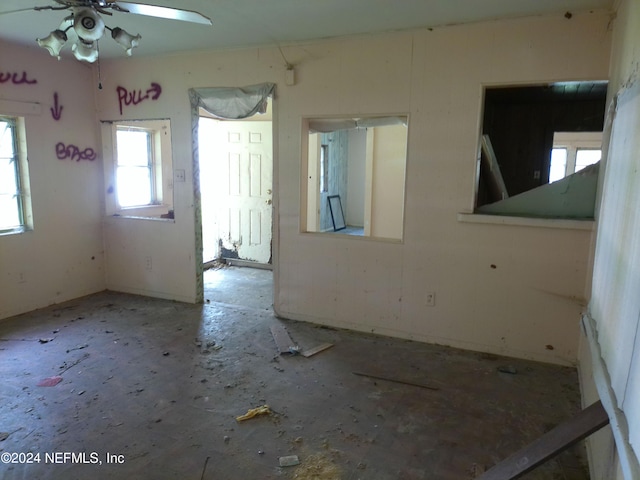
[
  {"x1": 320, "y1": 144, "x2": 329, "y2": 193},
  {"x1": 475, "y1": 82, "x2": 607, "y2": 219},
  {"x1": 0, "y1": 116, "x2": 32, "y2": 234},
  {"x1": 116, "y1": 128, "x2": 154, "y2": 207},
  {"x1": 549, "y1": 132, "x2": 602, "y2": 183},
  {"x1": 303, "y1": 115, "x2": 408, "y2": 240},
  {"x1": 102, "y1": 119, "x2": 174, "y2": 219}
]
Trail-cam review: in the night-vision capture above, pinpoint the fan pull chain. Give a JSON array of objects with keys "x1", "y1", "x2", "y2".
[{"x1": 97, "y1": 47, "x2": 103, "y2": 90}]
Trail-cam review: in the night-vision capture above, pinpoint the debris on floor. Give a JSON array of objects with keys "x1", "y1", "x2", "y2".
[
  {"x1": 0, "y1": 273, "x2": 589, "y2": 480},
  {"x1": 270, "y1": 324, "x2": 298, "y2": 355},
  {"x1": 66, "y1": 343, "x2": 88, "y2": 353},
  {"x1": 39, "y1": 337, "x2": 54, "y2": 344},
  {"x1": 352, "y1": 371, "x2": 439, "y2": 390},
  {"x1": 293, "y1": 453, "x2": 341, "y2": 478},
  {"x1": 498, "y1": 365, "x2": 518, "y2": 374},
  {"x1": 203, "y1": 259, "x2": 229, "y2": 271},
  {"x1": 236, "y1": 404, "x2": 271, "y2": 422},
  {"x1": 59, "y1": 352, "x2": 90, "y2": 374},
  {"x1": 279, "y1": 454, "x2": 300, "y2": 467},
  {"x1": 37, "y1": 375, "x2": 63, "y2": 387},
  {"x1": 301, "y1": 343, "x2": 334, "y2": 358}
]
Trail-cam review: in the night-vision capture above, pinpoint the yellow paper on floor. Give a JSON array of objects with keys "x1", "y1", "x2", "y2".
[{"x1": 236, "y1": 404, "x2": 271, "y2": 422}]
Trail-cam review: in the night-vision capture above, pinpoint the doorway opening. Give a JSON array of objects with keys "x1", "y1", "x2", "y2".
[
  {"x1": 190, "y1": 83, "x2": 275, "y2": 304},
  {"x1": 198, "y1": 100, "x2": 273, "y2": 305},
  {"x1": 198, "y1": 99, "x2": 273, "y2": 267}
]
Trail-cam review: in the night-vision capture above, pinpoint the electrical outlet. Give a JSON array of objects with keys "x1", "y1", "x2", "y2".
[
  {"x1": 426, "y1": 292, "x2": 435, "y2": 307},
  {"x1": 145, "y1": 256, "x2": 152, "y2": 271},
  {"x1": 175, "y1": 169, "x2": 186, "y2": 182}
]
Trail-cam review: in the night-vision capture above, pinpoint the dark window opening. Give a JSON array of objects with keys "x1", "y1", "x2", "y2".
[{"x1": 477, "y1": 82, "x2": 608, "y2": 210}]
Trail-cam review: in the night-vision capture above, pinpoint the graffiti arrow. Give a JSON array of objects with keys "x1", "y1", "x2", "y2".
[
  {"x1": 51, "y1": 92, "x2": 63, "y2": 121},
  {"x1": 147, "y1": 82, "x2": 162, "y2": 100}
]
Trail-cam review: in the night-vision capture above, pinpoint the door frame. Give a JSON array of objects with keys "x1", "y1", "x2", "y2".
[{"x1": 189, "y1": 84, "x2": 277, "y2": 304}]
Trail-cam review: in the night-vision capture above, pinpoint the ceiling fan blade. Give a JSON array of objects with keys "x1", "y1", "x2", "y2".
[
  {"x1": 114, "y1": 2, "x2": 212, "y2": 25},
  {"x1": 0, "y1": 7, "x2": 48, "y2": 15}
]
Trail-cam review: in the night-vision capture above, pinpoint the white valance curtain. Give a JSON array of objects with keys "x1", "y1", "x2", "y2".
[
  {"x1": 308, "y1": 116, "x2": 406, "y2": 133},
  {"x1": 189, "y1": 83, "x2": 275, "y2": 120}
]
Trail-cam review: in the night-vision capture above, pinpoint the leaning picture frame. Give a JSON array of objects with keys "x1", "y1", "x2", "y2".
[{"x1": 327, "y1": 195, "x2": 346, "y2": 231}]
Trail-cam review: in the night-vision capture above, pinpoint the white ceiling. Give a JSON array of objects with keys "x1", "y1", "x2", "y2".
[{"x1": 0, "y1": 0, "x2": 613, "y2": 61}]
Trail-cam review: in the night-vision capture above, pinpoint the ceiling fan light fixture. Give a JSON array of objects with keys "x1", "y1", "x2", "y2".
[
  {"x1": 110, "y1": 27, "x2": 142, "y2": 56},
  {"x1": 30, "y1": 0, "x2": 209, "y2": 63},
  {"x1": 72, "y1": 7, "x2": 105, "y2": 41},
  {"x1": 72, "y1": 39, "x2": 99, "y2": 63},
  {"x1": 36, "y1": 29, "x2": 69, "y2": 60}
]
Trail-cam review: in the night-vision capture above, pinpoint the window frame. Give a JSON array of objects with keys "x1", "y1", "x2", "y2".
[
  {"x1": 115, "y1": 126, "x2": 156, "y2": 208},
  {"x1": 471, "y1": 82, "x2": 606, "y2": 222},
  {"x1": 320, "y1": 144, "x2": 329, "y2": 193},
  {"x1": 301, "y1": 114, "x2": 409, "y2": 242},
  {"x1": 0, "y1": 115, "x2": 32, "y2": 236},
  {"x1": 550, "y1": 131, "x2": 602, "y2": 182},
  {"x1": 102, "y1": 118, "x2": 174, "y2": 220}
]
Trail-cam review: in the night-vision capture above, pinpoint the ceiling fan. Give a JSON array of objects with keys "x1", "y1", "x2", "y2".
[{"x1": 3, "y1": 0, "x2": 212, "y2": 62}]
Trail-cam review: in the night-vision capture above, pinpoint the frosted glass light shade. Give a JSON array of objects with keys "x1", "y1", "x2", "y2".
[
  {"x1": 73, "y1": 7, "x2": 105, "y2": 41},
  {"x1": 72, "y1": 40, "x2": 99, "y2": 63},
  {"x1": 110, "y1": 27, "x2": 141, "y2": 56},
  {"x1": 36, "y1": 30, "x2": 68, "y2": 59},
  {"x1": 36, "y1": 7, "x2": 142, "y2": 63}
]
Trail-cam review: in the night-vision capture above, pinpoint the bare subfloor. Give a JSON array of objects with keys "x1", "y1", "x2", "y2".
[{"x1": 0, "y1": 267, "x2": 588, "y2": 479}]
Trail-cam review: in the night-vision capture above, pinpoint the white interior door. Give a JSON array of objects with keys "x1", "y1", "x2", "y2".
[{"x1": 215, "y1": 120, "x2": 273, "y2": 264}]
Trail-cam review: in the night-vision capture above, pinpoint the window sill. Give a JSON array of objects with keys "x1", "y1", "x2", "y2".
[
  {"x1": 108, "y1": 204, "x2": 174, "y2": 221},
  {"x1": 109, "y1": 214, "x2": 175, "y2": 223},
  {"x1": 0, "y1": 227, "x2": 31, "y2": 237},
  {"x1": 301, "y1": 230, "x2": 404, "y2": 243},
  {"x1": 457, "y1": 213, "x2": 594, "y2": 231}
]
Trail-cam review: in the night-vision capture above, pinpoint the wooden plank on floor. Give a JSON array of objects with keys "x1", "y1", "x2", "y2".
[
  {"x1": 270, "y1": 324, "x2": 296, "y2": 354},
  {"x1": 474, "y1": 400, "x2": 609, "y2": 480},
  {"x1": 352, "y1": 371, "x2": 439, "y2": 391},
  {"x1": 301, "y1": 343, "x2": 334, "y2": 358}
]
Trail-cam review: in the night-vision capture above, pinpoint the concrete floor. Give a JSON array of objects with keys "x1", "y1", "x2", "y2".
[{"x1": 0, "y1": 266, "x2": 588, "y2": 479}]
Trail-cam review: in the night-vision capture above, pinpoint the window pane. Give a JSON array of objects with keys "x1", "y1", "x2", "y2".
[
  {"x1": 0, "y1": 158, "x2": 18, "y2": 195},
  {"x1": 117, "y1": 130, "x2": 151, "y2": 167},
  {"x1": 575, "y1": 149, "x2": 601, "y2": 172},
  {"x1": 0, "y1": 194, "x2": 20, "y2": 229},
  {"x1": 549, "y1": 148, "x2": 567, "y2": 183},
  {"x1": 117, "y1": 166, "x2": 152, "y2": 207},
  {"x1": 320, "y1": 144, "x2": 329, "y2": 193},
  {"x1": 0, "y1": 121, "x2": 16, "y2": 158}
]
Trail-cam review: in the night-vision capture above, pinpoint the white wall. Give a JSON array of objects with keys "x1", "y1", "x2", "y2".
[
  {"x1": 0, "y1": 43, "x2": 105, "y2": 319},
  {"x1": 369, "y1": 124, "x2": 407, "y2": 239},
  {"x1": 276, "y1": 12, "x2": 611, "y2": 365},
  {"x1": 94, "y1": 11, "x2": 611, "y2": 365},
  {"x1": 581, "y1": 0, "x2": 640, "y2": 476},
  {"x1": 95, "y1": 55, "x2": 209, "y2": 302}
]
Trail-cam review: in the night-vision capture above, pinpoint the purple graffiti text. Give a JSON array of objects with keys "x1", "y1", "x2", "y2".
[
  {"x1": 51, "y1": 93, "x2": 63, "y2": 121},
  {"x1": 0, "y1": 71, "x2": 37, "y2": 85},
  {"x1": 116, "y1": 82, "x2": 162, "y2": 115},
  {"x1": 56, "y1": 142, "x2": 97, "y2": 162}
]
